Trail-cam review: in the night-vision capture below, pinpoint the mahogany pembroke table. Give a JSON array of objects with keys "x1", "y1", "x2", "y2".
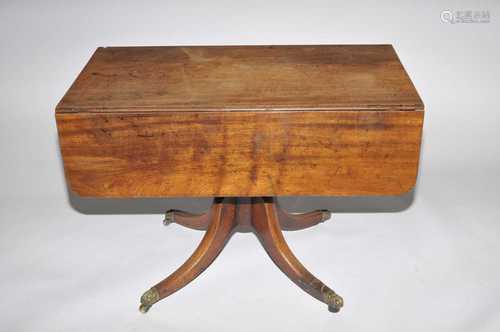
[{"x1": 55, "y1": 45, "x2": 424, "y2": 313}]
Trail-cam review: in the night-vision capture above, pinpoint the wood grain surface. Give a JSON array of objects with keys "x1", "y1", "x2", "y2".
[
  {"x1": 56, "y1": 45, "x2": 424, "y2": 197},
  {"x1": 56, "y1": 110, "x2": 423, "y2": 197},
  {"x1": 56, "y1": 45, "x2": 423, "y2": 113}
]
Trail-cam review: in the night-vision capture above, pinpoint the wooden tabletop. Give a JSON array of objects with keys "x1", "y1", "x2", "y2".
[
  {"x1": 56, "y1": 45, "x2": 424, "y2": 198},
  {"x1": 57, "y1": 45, "x2": 423, "y2": 113}
]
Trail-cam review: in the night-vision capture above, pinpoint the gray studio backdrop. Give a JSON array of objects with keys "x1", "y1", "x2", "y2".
[{"x1": 1, "y1": 1, "x2": 499, "y2": 331}]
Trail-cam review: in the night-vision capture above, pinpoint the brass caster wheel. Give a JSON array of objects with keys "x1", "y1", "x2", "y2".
[
  {"x1": 139, "y1": 287, "x2": 160, "y2": 313},
  {"x1": 139, "y1": 303, "x2": 153, "y2": 313},
  {"x1": 328, "y1": 304, "x2": 340, "y2": 313},
  {"x1": 320, "y1": 210, "x2": 332, "y2": 223},
  {"x1": 163, "y1": 210, "x2": 175, "y2": 226},
  {"x1": 324, "y1": 290, "x2": 343, "y2": 313}
]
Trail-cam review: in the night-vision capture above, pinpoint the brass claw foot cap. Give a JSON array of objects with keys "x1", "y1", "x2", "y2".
[
  {"x1": 163, "y1": 210, "x2": 175, "y2": 226},
  {"x1": 139, "y1": 287, "x2": 160, "y2": 314},
  {"x1": 324, "y1": 290, "x2": 343, "y2": 313},
  {"x1": 320, "y1": 210, "x2": 332, "y2": 222},
  {"x1": 139, "y1": 303, "x2": 153, "y2": 313}
]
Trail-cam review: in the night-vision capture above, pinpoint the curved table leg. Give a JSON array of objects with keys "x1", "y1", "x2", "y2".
[
  {"x1": 277, "y1": 204, "x2": 331, "y2": 231},
  {"x1": 139, "y1": 198, "x2": 237, "y2": 313},
  {"x1": 164, "y1": 200, "x2": 331, "y2": 232},
  {"x1": 164, "y1": 210, "x2": 210, "y2": 230},
  {"x1": 251, "y1": 197, "x2": 343, "y2": 312}
]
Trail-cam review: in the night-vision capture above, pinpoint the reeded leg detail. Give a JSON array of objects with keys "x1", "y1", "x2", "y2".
[
  {"x1": 140, "y1": 198, "x2": 237, "y2": 312},
  {"x1": 277, "y1": 204, "x2": 331, "y2": 231},
  {"x1": 251, "y1": 198, "x2": 343, "y2": 312}
]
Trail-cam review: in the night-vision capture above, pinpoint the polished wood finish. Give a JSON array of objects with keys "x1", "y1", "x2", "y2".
[
  {"x1": 276, "y1": 203, "x2": 331, "y2": 231},
  {"x1": 140, "y1": 198, "x2": 237, "y2": 313},
  {"x1": 56, "y1": 45, "x2": 424, "y2": 198},
  {"x1": 57, "y1": 45, "x2": 422, "y2": 112},
  {"x1": 251, "y1": 198, "x2": 343, "y2": 312},
  {"x1": 166, "y1": 199, "x2": 331, "y2": 231},
  {"x1": 140, "y1": 197, "x2": 343, "y2": 312},
  {"x1": 163, "y1": 210, "x2": 209, "y2": 231},
  {"x1": 56, "y1": 110, "x2": 423, "y2": 197},
  {"x1": 56, "y1": 45, "x2": 425, "y2": 314}
]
